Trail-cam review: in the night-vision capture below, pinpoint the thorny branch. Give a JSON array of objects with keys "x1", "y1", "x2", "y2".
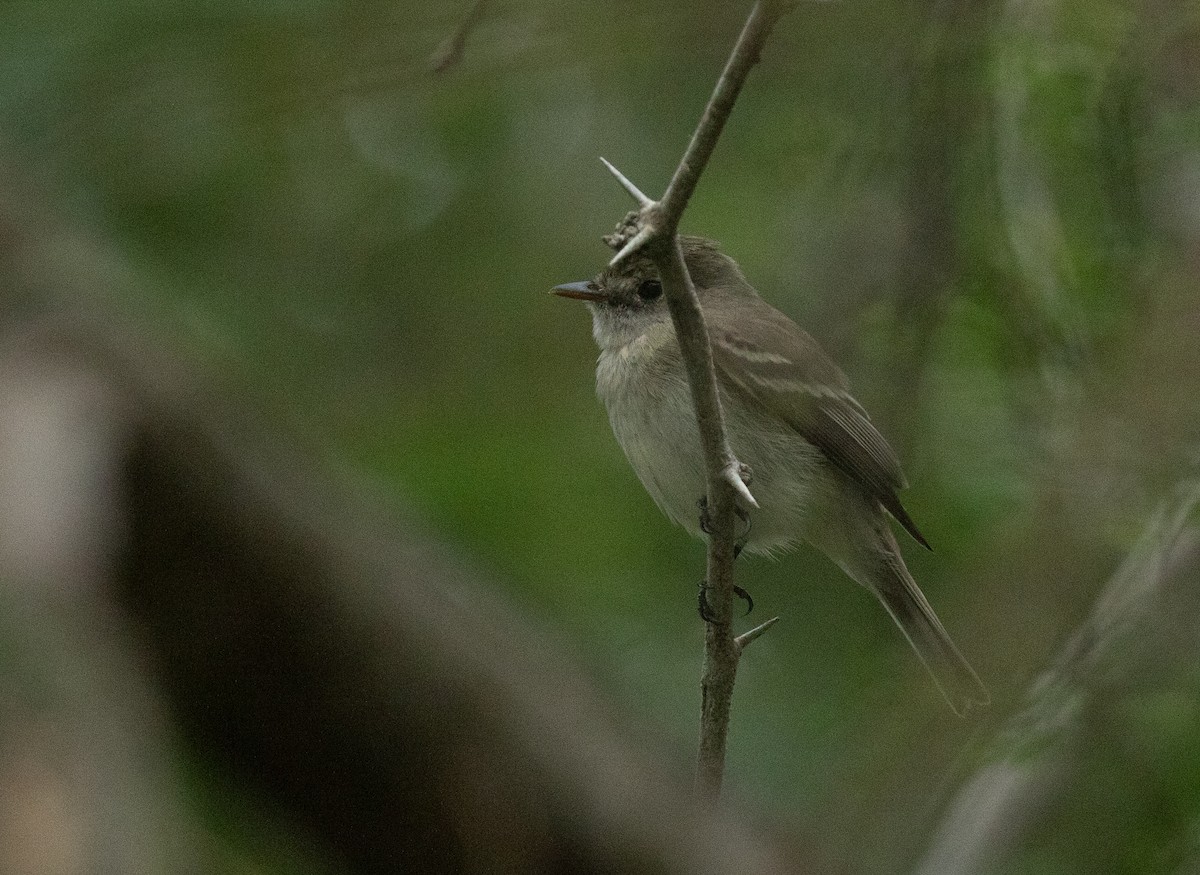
[{"x1": 600, "y1": 0, "x2": 796, "y2": 800}]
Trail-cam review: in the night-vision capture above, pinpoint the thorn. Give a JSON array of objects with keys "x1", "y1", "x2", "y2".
[
  {"x1": 722, "y1": 462, "x2": 759, "y2": 509},
  {"x1": 735, "y1": 616, "x2": 780, "y2": 650},
  {"x1": 609, "y1": 226, "x2": 654, "y2": 267},
  {"x1": 599, "y1": 157, "x2": 654, "y2": 208}
]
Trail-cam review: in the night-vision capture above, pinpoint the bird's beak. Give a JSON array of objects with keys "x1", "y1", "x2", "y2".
[{"x1": 551, "y1": 280, "x2": 608, "y2": 302}]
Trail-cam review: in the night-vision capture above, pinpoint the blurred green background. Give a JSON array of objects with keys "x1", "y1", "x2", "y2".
[{"x1": 2, "y1": 0, "x2": 1199, "y2": 872}]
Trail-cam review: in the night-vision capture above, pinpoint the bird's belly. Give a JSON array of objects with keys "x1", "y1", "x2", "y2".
[
  {"x1": 599, "y1": 352, "x2": 824, "y2": 550},
  {"x1": 724, "y1": 409, "x2": 826, "y2": 554},
  {"x1": 606, "y1": 385, "x2": 708, "y2": 533}
]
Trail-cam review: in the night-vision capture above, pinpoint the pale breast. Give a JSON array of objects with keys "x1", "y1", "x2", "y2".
[
  {"x1": 596, "y1": 333, "x2": 707, "y2": 531},
  {"x1": 595, "y1": 328, "x2": 827, "y2": 550}
]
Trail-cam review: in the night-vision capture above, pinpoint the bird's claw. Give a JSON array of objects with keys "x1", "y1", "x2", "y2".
[
  {"x1": 697, "y1": 581, "x2": 755, "y2": 622},
  {"x1": 699, "y1": 497, "x2": 753, "y2": 548},
  {"x1": 733, "y1": 505, "x2": 752, "y2": 558},
  {"x1": 698, "y1": 496, "x2": 713, "y2": 536},
  {"x1": 698, "y1": 580, "x2": 716, "y2": 623}
]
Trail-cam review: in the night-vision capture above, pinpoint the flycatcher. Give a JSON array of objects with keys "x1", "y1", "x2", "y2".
[{"x1": 554, "y1": 236, "x2": 988, "y2": 715}]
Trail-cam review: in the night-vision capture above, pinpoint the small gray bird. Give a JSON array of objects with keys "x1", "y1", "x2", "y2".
[{"x1": 554, "y1": 236, "x2": 988, "y2": 715}]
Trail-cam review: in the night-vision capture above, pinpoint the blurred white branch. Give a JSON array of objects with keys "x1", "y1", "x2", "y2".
[
  {"x1": 915, "y1": 465, "x2": 1200, "y2": 875},
  {"x1": 0, "y1": 337, "x2": 209, "y2": 873}
]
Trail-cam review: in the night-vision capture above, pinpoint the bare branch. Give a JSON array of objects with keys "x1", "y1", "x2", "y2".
[
  {"x1": 600, "y1": 1, "x2": 795, "y2": 800},
  {"x1": 429, "y1": 0, "x2": 491, "y2": 74},
  {"x1": 658, "y1": 1, "x2": 796, "y2": 226}
]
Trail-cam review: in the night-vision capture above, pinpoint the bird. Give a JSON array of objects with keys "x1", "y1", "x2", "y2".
[{"x1": 553, "y1": 235, "x2": 988, "y2": 715}]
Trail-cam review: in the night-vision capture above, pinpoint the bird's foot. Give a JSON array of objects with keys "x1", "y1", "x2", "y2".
[
  {"x1": 697, "y1": 581, "x2": 755, "y2": 622},
  {"x1": 733, "y1": 505, "x2": 752, "y2": 558},
  {"x1": 698, "y1": 580, "x2": 716, "y2": 623},
  {"x1": 699, "y1": 497, "x2": 753, "y2": 551}
]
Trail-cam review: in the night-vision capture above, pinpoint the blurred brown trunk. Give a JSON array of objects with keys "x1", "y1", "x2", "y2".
[{"x1": 0, "y1": 168, "x2": 796, "y2": 874}]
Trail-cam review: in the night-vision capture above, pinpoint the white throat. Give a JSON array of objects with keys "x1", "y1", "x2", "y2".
[{"x1": 589, "y1": 303, "x2": 668, "y2": 353}]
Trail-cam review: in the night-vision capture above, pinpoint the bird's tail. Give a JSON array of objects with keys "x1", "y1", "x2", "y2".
[{"x1": 870, "y1": 555, "x2": 989, "y2": 716}]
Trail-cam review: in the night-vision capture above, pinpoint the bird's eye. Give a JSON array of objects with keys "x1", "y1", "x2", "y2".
[{"x1": 637, "y1": 279, "x2": 663, "y2": 301}]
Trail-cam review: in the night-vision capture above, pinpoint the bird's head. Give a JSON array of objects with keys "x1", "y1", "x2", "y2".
[{"x1": 552, "y1": 236, "x2": 753, "y2": 350}]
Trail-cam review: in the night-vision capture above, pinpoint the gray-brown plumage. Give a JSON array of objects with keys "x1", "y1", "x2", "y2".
[{"x1": 554, "y1": 236, "x2": 988, "y2": 715}]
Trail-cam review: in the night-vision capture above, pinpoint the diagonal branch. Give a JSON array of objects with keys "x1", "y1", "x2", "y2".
[
  {"x1": 658, "y1": 1, "x2": 797, "y2": 228},
  {"x1": 914, "y1": 465, "x2": 1200, "y2": 874},
  {"x1": 599, "y1": 0, "x2": 796, "y2": 800},
  {"x1": 429, "y1": 0, "x2": 492, "y2": 74}
]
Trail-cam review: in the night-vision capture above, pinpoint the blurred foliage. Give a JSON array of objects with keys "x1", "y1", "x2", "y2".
[{"x1": 2, "y1": 0, "x2": 1199, "y2": 872}]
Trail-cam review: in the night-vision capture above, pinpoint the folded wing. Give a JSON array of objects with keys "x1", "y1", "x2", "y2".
[{"x1": 711, "y1": 304, "x2": 931, "y2": 550}]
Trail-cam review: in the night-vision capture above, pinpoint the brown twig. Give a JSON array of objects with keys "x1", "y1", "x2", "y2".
[
  {"x1": 429, "y1": 0, "x2": 491, "y2": 74},
  {"x1": 600, "y1": 0, "x2": 795, "y2": 800}
]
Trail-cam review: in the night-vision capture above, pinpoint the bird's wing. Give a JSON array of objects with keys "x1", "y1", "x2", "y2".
[{"x1": 710, "y1": 305, "x2": 930, "y2": 549}]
